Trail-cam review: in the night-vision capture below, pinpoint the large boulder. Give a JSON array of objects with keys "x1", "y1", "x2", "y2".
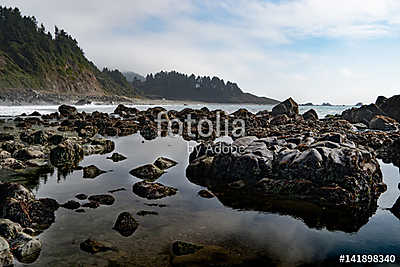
[
  {"x1": 342, "y1": 104, "x2": 386, "y2": 124},
  {"x1": 132, "y1": 181, "x2": 177, "y2": 200},
  {"x1": 50, "y1": 140, "x2": 84, "y2": 167},
  {"x1": 380, "y1": 95, "x2": 400, "y2": 121},
  {"x1": 375, "y1": 96, "x2": 388, "y2": 107},
  {"x1": 369, "y1": 115, "x2": 399, "y2": 131},
  {"x1": 187, "y1": 135, "x2": 384, "y2": 208},
  {"x1": 58, "y1": 105, "x2": 77, "y2": 117},
  {"x1": 0, "y1": 219, "x2": 42, "y2": 264},
  {"x1": 0, "y1": 183, "x2": 59, "y2": 229},
  {"x1": 113, "y1": 212, "x2": 139, "y2": 237},
  {"x1": 272, "y1": 98, "x2": 299, "y2": 117},
  {"x1": 0, "y1": 236, "x2": 13, "y2": 266},
  {"x1": 303, "y1": 109, "x2": 318, "y2": 121},
  {"x1": 129, "y1": 164, "x2": 165, "y2": 181}
]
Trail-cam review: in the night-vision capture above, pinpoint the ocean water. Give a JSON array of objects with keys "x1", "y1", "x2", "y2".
[{"x1": 0, "y1": 103, "x2": 353, "y2": 118}]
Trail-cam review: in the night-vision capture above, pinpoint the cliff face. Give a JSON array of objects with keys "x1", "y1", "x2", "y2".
[{"x1": 0, "y1": 6, "x2": 136, "y2": 97}]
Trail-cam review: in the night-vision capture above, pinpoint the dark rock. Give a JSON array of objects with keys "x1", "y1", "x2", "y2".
[
  {"x1": 380, "y1": 95, "x2": 400, "y2": 121},
  {"x1": 48, "y1": 134, "x2": 65, "y2": 145},
  {"x1": 75, "y1": 194, "x2": 88, "y2": 200},
  {"x1": 13, "y1": 148, "x2": 44, "y2": 160},
  {"x1": 170, "y1": 241, "x2": 240, "y2": 266},
  {"x1": 113, "y1": 212, "x2": 139, "y2": 237},
  {"x1": 75, "y1": 209, "x2": 85, "y2": 213},
  {"x1": 136, "y1": 210, "x2": 158, "y2": 216},
  {"x1": 198, "y1": 190, "x2": 215, "y2": 198},
  {"x1": 61, "y1": 200, "x2": 81, "y2": 210},
  {"x1": 132, "y1": 181, "x2": 177, "y2": 200},
  {"x1": 0, "y1": 219, "x2": 42, "y2": 264},
  {"x1": 80, "y1": 239, "x2": 113, "y2": 254},
  {"x1": 50, "y1": 140, "x2": 84, "y2": 168},
  {"x1": 89, "y1": 139, "x2": 115, "y2": 154},
  {"x1": 369, "y1": 115, "x2": 399, "y2": 131},
  {"x1": 0, "y1": 183, "x2": 59, "y2": 229},
  {"x1": 0, "y1": 133, "x2": 14, "y2": 142},
  {"x1": 154, "y1": 157, "x2": 178, "y2": 170},
  {"x1": 82, "y1": 201, "x2": 100, "y2": 209},
  {"x1": 303, "y1": 109, "x2": 318, "y2": 120},
  {"x1": 376, "y1": 96, "x2": 387, "y2": 107},
  {"x1": 187, "y1": 135, "x2": 384, "y2": 210},
  {"x1": 107, "y1": 153, "x2": 127, "y2": 162},
  {"x1": 0, "y1": 236, "x2": 13, "y2": 266},
  {"x1": 83, "y1": 165, "x2": 106, "y2": 179},
  {"x1": 75, "y1": 99, "x2": 91, "y2": 105},
  {"x1": 342, "y1": 104, "x2": 386, "y2": 124},
  {"x1": 108, "y1": 188, "x2": 126, "y2": 194},
  {"x1": 129, "y1": 164, "x2": 165, "y2": 181},
  {"x1": 272, "y1": 98, "x2": 299, "y2": 117},
  {"x1": 171, "y1": 241, "x2": 203, "y2": 256},
  {"x1": 58, "y1": 105, "x2": 77, "y2": 117},
  {"x1": 88, "y1": 194, "x2": 115, "y2": 206},
  {"x1": 29, "y1": 111, "x2": 41, "y2": 116}
]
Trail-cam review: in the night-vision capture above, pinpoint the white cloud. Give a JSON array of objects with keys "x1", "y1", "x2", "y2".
[{"x1": 2, "y1": 0, "x2": 400, "y2": 104}]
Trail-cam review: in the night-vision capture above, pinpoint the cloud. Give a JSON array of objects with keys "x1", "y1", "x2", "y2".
[{"x1": 3, "y1": 0, "x2": 400, "y2": 104}]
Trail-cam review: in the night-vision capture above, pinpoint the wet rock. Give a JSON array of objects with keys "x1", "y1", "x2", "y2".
[
  {"x1": 272, "y1": 97, "x2": 299, "y2": 117},
  {"x1": 2, "y1": 140, "x2": 25, "y2": 153},
  {"x1": 303, "y1": 109, "x2": 319, "y2": 120},
  {"x1": 88, "y1": 139, "x2": 115, "y2": 154},
  {"x1": 170, "y1": 241, "x2": 240, "y2": 267},
  {"x1": 108, "y1": 188, "x2": 126, "y2": 194},
  {"x1": 140, "y1": 123, "x2": 158, "y2": 140},
  {"x1": 61, "y1": 200, "x2": 81, "y2": 210},
  {"x1": 0, "y1": 133, "x2": 14, "y2": 142},
  {"x1": 154, "y1": 157, "x2": 178, "y2": 170},
  {"x1": 75, "y1": 194, "x2": 88, "y2": 200},
  {"x1": 129, "y1": 164, "x2": 165, "y2": 181},
  {"x1": 136, "y1": 210, "x2": 158, "y2": 216},
  {"x1": 80, "y1": 239, "x2": 113, "y2": 254},
  {"x1": 13, "y1": 148, "x2": 45, "y2": 160},
  {"x1": 369, "y1": 115, "x2": 399, "y2": 131},
  {"x1": 107, "y1": 153, "x2": 127, "y2": 162},
  {"x1": 48, "y1": 134, "x2": 65, "y2": 146},
  {"x1": 75, "y1": 209, "x2": 85, "y2": 213},
  {"x1": 88, "y1": 194, "x2": 115, "y2": 206},
  {"x1": 113, "y1": 212, "x2": 139, "y2": 237},
  {"x1": 376, "y1": 96, "x2": 388, "y2": 107},
  {"x1": 0, "y1": 183, "x2": 59, "y2": 229},
  {"x1": 58, "y1": 105, "x2": 77, "y2": 117},
  {"x1": 342, "y1": 104, "x2": 386, "y2": 124},
  {"x1": 83, "y1": 165, "x2": 106, "y2": 179},
  {"x1": 0, "y1": 150, "x2": 11, "y2": 159},
  {"x1": 0, "y1": 236, "x2": 13, "y2": 266},
  {"x1": 187, "y1": 135, "x2": 384, "y2": 209},
  {"x1": 132, "y1": 181, "x2": 178, "y2": 200},
  {"x1": 82, "y1": 201, "x2": 100, "y2": 209},
  {"x1": 50, "y1": 140, "x2": 84, "y2": 168},
  {"x1": 20, "y1": 130, "x2": 48, "y2": 145},
  {"x1": 0, "y1": 219, "x2": 41, "y2": 264},
  {"x1": 9, "y1": 232, "x2": 42, "y2": 263},
  {"x1": 380, "y1": 95, "x2": 400, "y2": 121},
  {"x1": 198, "y1": 190, "x2": 215, "y2": 198}
]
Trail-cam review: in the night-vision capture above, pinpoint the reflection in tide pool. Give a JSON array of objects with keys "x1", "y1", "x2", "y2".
[{"x1": 16, "y1": 134, "x2": 400, "y2": 266}]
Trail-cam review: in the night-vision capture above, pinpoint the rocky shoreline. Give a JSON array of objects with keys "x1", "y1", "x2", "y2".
[{"x1": 0, "y1": 96, "x2": 400, "y2": 265}]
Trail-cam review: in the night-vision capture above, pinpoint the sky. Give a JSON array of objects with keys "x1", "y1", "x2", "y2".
[{"x1": 3, "y1": 0, "x2": 400, "y2": 104}]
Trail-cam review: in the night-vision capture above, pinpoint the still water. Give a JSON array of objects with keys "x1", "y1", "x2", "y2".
[{"x1": 13, "y1": 133, "x2": 400, "y2": 266}]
